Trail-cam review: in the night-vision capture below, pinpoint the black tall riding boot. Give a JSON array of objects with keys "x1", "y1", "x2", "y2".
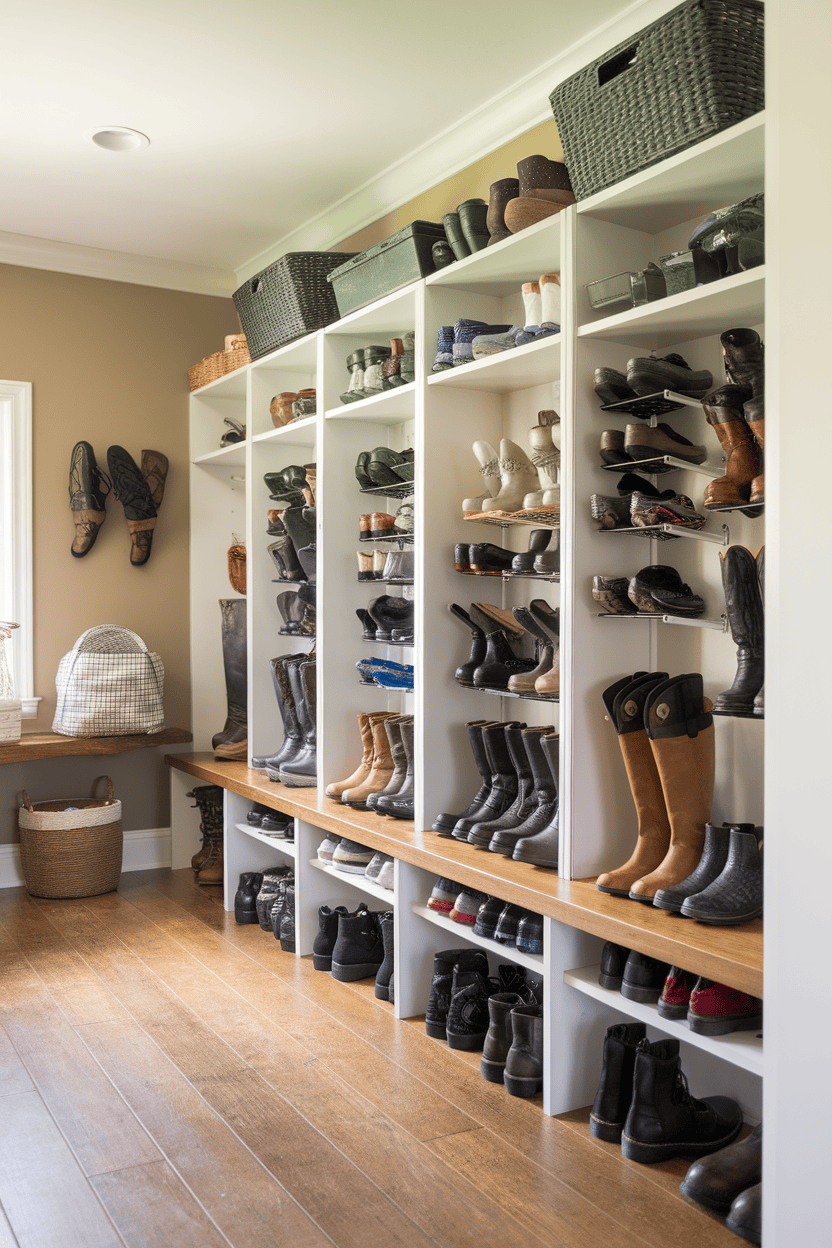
[
  {"x1": 753, "y1": 546, "x2": 764, "y2": 716},
  {"x1": 489, "y1": 727, "x2": 556, "y2": 858},
  {"x1": 278, "y1": 660, "x2": 317, "y2": 786},
  {"x1": 252, "y1": 654, "x2": 304, "y2": 770},
  {"x1": 714, "y1": 546, "x2": 764, "y2": 715},
  {"x1": 513, "y1": 731, "x2": 560, "y2": 867},
  {"x1": 213, "y1": 599, "x2": 248, "y2": 759},
  {"x1": 467, "y1": 723, "x2": 536, "y2": 847},
  {"x1": 452, "y1": 721, "x2": 524, "y2": 840},
  {"x1": 450, "y1": 604, "x2": 486, "y2": 684},
  {"x1": 432, "y1": 720, "x2": 497, "y2": 836}
]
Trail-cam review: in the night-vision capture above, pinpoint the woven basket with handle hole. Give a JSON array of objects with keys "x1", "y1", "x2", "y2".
[{"x1": 18, "y1": 776, "x2": 123, "y2": 898}]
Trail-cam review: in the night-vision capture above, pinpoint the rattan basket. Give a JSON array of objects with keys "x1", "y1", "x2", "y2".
[
  {"x1": 188, "y1": 337, "x2": 252, "y2": 392},
  {"x1": 549, "y1": 0, "x2": 764, "y2": 200},
  {"x1": 18, "y1": 776, "x2": 123, "y2": 898},
  {"x1": 233, "y1": 252, "x2": 355, "y2": 360}
]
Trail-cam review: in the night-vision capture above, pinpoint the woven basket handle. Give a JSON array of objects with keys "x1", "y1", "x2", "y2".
[
  {"x1": 22, "y1": 790, "x2": 33, "y2": 812},
  {"x1": 76, "y1": 627, "x2": 148, "y2": 653},
  {"x1": 90, "y1": 776, "x2": 115, "y2": 801}
]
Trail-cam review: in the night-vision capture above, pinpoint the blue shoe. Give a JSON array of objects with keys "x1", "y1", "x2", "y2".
[
  {"x1": 356, "y1": 657, "x2": 412, "y2": 677},
  {"x1": 432, "y1": 325, "x2": 454, "y2": 372},
  {"x1": 372, "y1": 671, "x2": 414, "y2": 690}
]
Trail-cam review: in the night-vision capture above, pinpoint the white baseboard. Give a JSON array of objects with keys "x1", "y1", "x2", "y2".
[{"x1": 0, "y1": 827, "x2": 172, "y2": 889}]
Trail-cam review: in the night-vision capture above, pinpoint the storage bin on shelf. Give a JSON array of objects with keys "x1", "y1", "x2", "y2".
[
  {"x1": 188, "y1": 333, "x2": 251, "y2": 391},
  {"x1": 234, "y1": 252, "x2": 355, "y2": 359},
  {"x1": 327, "y1": 222, "x2": 446, "y2": 317},
  {"x1": 18, "y1": 776, "x2": 123, "y2": 898}
]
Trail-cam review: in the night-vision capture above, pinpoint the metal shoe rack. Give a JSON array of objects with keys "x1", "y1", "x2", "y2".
[{"x1": 171, "y1": 111, "x2": 765, "y2": 1128}]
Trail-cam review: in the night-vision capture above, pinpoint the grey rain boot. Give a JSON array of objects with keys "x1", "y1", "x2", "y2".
[
  {"x1": 653, "y1": 822, "x2": 731, "y2": 913},
  {"x1": 714, "y1": 546, "x2": 764, "y2": 716},
  {"x1": 213, "y1": 599, "x2": 248, "y2": 759},
  {"x1": 278, "y1": 660, "x2": 317, "y2": 786},
  {"x1": 252, "y1": 654, "x2": 304, "y2": 771},
  {"x1": 680, "y1": 825, "x2": 763, "y2": 925},
  {"x1": 513, "y1": 731, "x2": 559, "y2": 867}
]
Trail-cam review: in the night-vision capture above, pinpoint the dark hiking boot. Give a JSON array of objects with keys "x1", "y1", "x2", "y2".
[
  {"x1": 425, "y1": 948, "x2": 487, "y2": 1039},
  {"x1": 590, "y1": 1022, "x2": 646, "y2": 1142},
  {"x1": 330, "y1": 908, "x2": 384, "y2": 982},
  {"x1": 234, "y1": 872, "x2": 263, "y2": 924}
]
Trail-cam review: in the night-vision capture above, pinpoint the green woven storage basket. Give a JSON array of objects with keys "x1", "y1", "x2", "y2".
[{"x1": 549, "y1": 0, "x2": 764, "y2": 201}]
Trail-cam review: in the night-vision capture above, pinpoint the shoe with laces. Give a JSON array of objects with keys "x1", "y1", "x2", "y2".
[
  {"x1": 472, "y1": 895, "x2": 504, "y2": 938},
  {"x1": 317, "y1": 833, "x2": 341, "y2": 863},
  {"x1": 657, "y1": 967, "x2": 697, "y2": 1019},
  {"x1": 68, "y1": 441, "x2": 112, "y2": 558}
]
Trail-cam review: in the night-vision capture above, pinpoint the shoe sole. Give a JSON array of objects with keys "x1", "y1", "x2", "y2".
[
  {"x1": 656, "y1": 1001, "x2": 690, "y2": 1020},
  {"x1": 651, "y1": 894, "x2": 684, "y2": 913},
  {"x1": 374, "y1": 983, "x2": 390, "y2": 1001},
  {"x1": 595, "y1": 883, "x2": 632, "y2": 898},
  {"x1": 234, "y1": 911, "x2": 260, "y2": 924},
  {"x1": 480, "y1": 1058, "x2": 505, "y2": 1083},
  {"x1": 687, "y1": 1011, "x2": 763, "y2": 1036},
  {"x1": 589, "y1": 1114, "x2": 623, "y2": 1144},
  {"x1": 425, "y1": 1020, "x2": 447, "y2": 1040},
  {"x1": 446, "y1": 1031, "x2": 486, "y2": 1051},
  {"x1": 597, "y1": 973, "x2": 623, "y2": 990},
  {"x1": 504, "y1": 1074, "x2": 542, "y2": 1098},
  {"x1": 332, "y1": 862, "x2": 373, "y2": 874},
  {"x1": 312, "y1": 954, "x2": 332, "y2": 971},
  {"x1": 621, "y1": 1118, "x2": 742, "y2": 1165},
  {"x1": 330, "y1": 960, "x2": 384, "y2": 981},
  {"x1": 680, "y1": 906, "x2": 763, "y2": 925},
  {"x1": 278, "y1": 774, "x2": 317, "y2": 787},
  {"x1": 620, "y1": 982, "x2": 663, "y2": 1004},
  {"x1": 511, "y1": 851, "x2": 558, "y2": 867}
]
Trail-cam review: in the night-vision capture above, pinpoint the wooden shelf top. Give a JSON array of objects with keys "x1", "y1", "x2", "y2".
[
  {"x1": 2, "y1": 727, "x2": 192, "y2": 764},
  {"x1": 165, "y1": 752, "x2": 763, "y2": 999}
]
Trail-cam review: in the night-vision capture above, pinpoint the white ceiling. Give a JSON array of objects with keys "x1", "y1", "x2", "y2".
[{"x1": 2, "y1": 0, "x2": 649, "y2": 289}]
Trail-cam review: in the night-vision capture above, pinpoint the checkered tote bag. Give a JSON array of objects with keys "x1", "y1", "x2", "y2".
[{"x1": 53, "y1": 626, "x2": 165, "y2": 737}]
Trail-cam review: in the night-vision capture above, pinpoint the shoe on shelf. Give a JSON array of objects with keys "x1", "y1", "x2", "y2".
[
  {"x1": 453, "y1": 318, "x2": 512, "y2": 367},
  {"x1": 469, "y1": 543, "x2": 514, "y2": 575},
  {"x1": 511, "y1": 528, "x2": 551, "y2": 573},
  {"x1": 432, "y1": 718, "x2": 498, "y2": 837},
  {"x1": 680, "y1": 825, "x2": 763, "y2": 925},
  {"x1": 493, "y1": 902, "x2": 527, "y2": 947},
  {"x1": 620, "y1": 950, "x2": 670, "y2": 1003},
  {"x1": 461, "y1": 440, "x2": 501, "y2": 512},
  {"x1": 599, "y1": 428, "x2": 632, "y2": 466},
  {"x1": 653, "y1": 821, "x2": 732, "y2": 913},
  {"x1": 427, "y1": 877, "x2": 462, "y2": 914},
  {"x1": 481, "y1": 438, "x2": 539, "y2": 512},
  {"x1": 433, "y1": 325, "x2": 455, "y2": 371},
  {"x1": 687, "y1": 978, "x2": 763, "y2": 1036},
  {"x1": 598, "y1": 940, "x2": 629, "y2": 990},
  {"x1": 627, "y1": 565, "x2": 704, "y2": 616},
  {"x1": 624, "y1": 421, "x2": 707, "y2": 465},
  {"x1": 594, "y1": 367, "x2": 638, "y2": 406},
  {"x1": 332, "y1": 839, "x2": 374, "y2": 874},
  {"x1": 626, "y1": 353, "x2": 713, "y2": 398},
  {"x1": 317, "y1": 833, "x2": 341, "y2": 863},
  {"x1": 657, "y1": 967, "x2": 697, "y2": 1019},
  {"x1": 472, "y1": 895, "x2": 504, "y2": 937},
  {"x1": 630, "y1": 490, "x2": 706, "y2": 532},
  {"x1": 330, "y1": 908, "x2": 385, "y2": 982},
  {"x1": 471, "y1": 326, "x2": 522, "y2": 358},
  {"x1": 449, "y1": 887, "x2": 489, "y2": 925},
  {"x1": 364, "y1": 851, "x2": 387, "y2": 881},
  {"x1": 593, "y1": 575, "x2": 638, "y2": 615},
  {"x1": 515, "y1": 912, "x2": 543, "y2": 955},
  {"x1": 376, "y1": 857, "x2": 395, "y2": 890},
  {"x1": 245, "y1": 802, "x2": 271, "y2": 826}
]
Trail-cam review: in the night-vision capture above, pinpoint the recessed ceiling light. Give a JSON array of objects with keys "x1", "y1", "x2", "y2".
[{"x1": 88, "y1": 126, "x2": 150, "y2": 153}]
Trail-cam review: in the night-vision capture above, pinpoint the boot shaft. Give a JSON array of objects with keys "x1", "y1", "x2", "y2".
[
  {"x1": 273, "y1": 656, "x2": 303, "y2": 738},
  {"x1": 720, "y1": 546, "x2": 764, "y2": 655},
  {"x1": 219, "y1": 599, "x2": 247, "y2": 716},
  {"x1": 187, "y1": 785, "x2": 224, "y2": 834},
  {"x1": 521, "y1": 727, "x2": 556, "y2": 803},
  {"x1": 466, "y1": 718, "x2": 497, "y2": 782}
]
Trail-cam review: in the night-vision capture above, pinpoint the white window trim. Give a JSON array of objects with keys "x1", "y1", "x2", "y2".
[{"x1": 0, "y1": 380, "x2": 37, "y2": 717}]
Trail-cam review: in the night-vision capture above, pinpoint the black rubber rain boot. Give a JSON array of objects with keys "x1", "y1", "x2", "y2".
[
  {"x1": 488, "y1": 727, "x2": 554, "y2": 857},
  {"x1": 425, "y1": 948, "x2": 488, "y2": 1039},
  {"x1": 432, "y1": 720, "x2": 498, "y2": 837},
  {"x1": 212, "y1": 599, "x2": 248, "y2": 759},
  {"x1": 254, "y1": 655, "x2": 305, "y2": 772},
  {"x1": 512, "y1": 730, "x2": 560, "y2": 866},
  {"x1": 452, "y1": 721, "x2": 523, "y2": 840},
  {"x1": 278, "y1": 660, "x2": 317, "y2": 787},
  {"x1": 467, "y1": 723, "x2": 536, "y2": 847},
  {"x1": 714, "y1": 546, "x2": 764, "y2": 715}
]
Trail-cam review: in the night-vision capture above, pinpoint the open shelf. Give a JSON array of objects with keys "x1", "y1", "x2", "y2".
[
  {"x1": 599, "y1": 456, "x2": 721, "y2": 479},
  {"x1": 578, "y1": 268, "x2": 765, "y2": 348},
  {"x1": 597, "y1": 613, "x2": 727, "y2": 632},
  {"x1": 250, "y1": 328, "x2": 320, "y2": 373},
  {"x1": 412, "y1": 903, "x2": 544, "y2": 974},
  {"x1": 253, "y1": 415, "x2": 317, "y2": 443},
  {"x1": 192, "y1": 443, "x2": 246, "y2": 467},
  {"x1": 456, "y1": 681, "x2": 559, "y2": 704},
  {"x1": 456, "y1": 569, "x2": 561, "y2": 583},
  {"x1": 1, "y1": 727, "x2": 192, "y2": 764},
  {"x1": 233, "y1": 822, "x2": 297, "y2": 857},
  {"x1": 309, "y1": 856, "x2": 394, "y2": 905},
  {"x1": 564, "y1": 964, "x2": 763, "y2": 1076},
  {"x1": 428, "y1": 334, "x2": 560, "y2": 392},
  {"x1": 426, "y1": 213, "x2": 562, "y2": 296},
  {"x1": 325, "y1": 381, "x2": 416, "y2": 422},
  {"x1": 599, "y1": 522, "x2": 729, "y2": 545},
  {"x1": 463, "y1": 510, "x2": 560, "y2": 531},
  {"x1": 325, "y1": 283, "x2": 418, "y2": 336},
  {"x1": 189, "y1": 367, "x2": 248, "y2": 399}
]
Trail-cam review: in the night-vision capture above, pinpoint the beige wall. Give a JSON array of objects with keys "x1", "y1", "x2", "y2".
[
  {"x1": 334, "y1": 118, "x2": 563, "y2": 251},
  {"x1": 0, "y1": 265, "x2": 235, "y2": 842}
]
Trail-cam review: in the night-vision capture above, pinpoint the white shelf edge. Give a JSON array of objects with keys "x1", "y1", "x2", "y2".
[
  {"x1": 248, "y1": 328, "x2": 321, "y2": 371},
  {"x1": 233, "y1": 822, "x2": 297, "y2": 857},
  {"x1": 252, "y1": 416, "x2": 318, "y2": 443},
  {"x1": 577, "y1": 268, "x2": 765, "y2": 340},
  {"x1": 564, "y1": 965, "x2": 763, "y2": 1076},
  {"x1": 425, "y1": 213, "x2": 561, "y2": 288},
  {"x1": 324, "y1": 282, "x2": 420, "y2": 334},
  {"x1": 411, "y1": 903, "x2": 544, "y2": 974},
  {"x1": 324, "y1": 381, "x2": 416, "y2": 420},
  {"x1": 189, "y1": 368, "x2": 249, "y2": 398},
  {"x1": 427, "y1": 334, "x2": 561, "y2": 387},
  {"x1": 192, "y1": 444, "x2": 247, "y2": 466},
  {"x1": 309, "y1": 857, "x2": 395, "y2": 905}
]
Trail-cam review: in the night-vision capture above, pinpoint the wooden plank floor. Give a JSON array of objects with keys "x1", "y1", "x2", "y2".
[{"x1": 0, "y1": 870, "x2": 743, "y2": 1248}]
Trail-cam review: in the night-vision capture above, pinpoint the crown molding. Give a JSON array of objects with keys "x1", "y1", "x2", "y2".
[
  {"x1": 0, "y1": 230, "x2": 235, "y2": 297},
  {"x1": 234, "y1": 0, "x2": 676, "y2": 284}
]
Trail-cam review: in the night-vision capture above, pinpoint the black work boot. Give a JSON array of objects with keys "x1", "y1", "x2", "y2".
[
  {"x1": 513, "y1": 729, "x2": 560, "y2": 866},
  {"x1": 680, "y1": 826, "x2": 763, "y2": 925},
  {"x1": 107, "y1": 444, "x2": 158, "y2": 565},
  {"x1": 278, "y1": 882, "x2": 295, "y2": 952},
  {"x1": 68, "y1": 440, "x2": 111, "y2": 558},
  {"x1": 234, "y1": 872, "x2": 263, "y2": 924},
  {"x1": 504, "y1": 1004, "x2": 544, "y2": 1098},
  {"x1": 598, "y1": 940, "x2": 630, "y2": 990},
  {"x1": 481, "y1": 993, "x2": 525, "y2": 1083},
  {"x1": 622, "y1": 1038, "x2": 743, "y2": 1163},
  {"x1": 254, "y1": 866, "x2": 291, "y2": 930},
  {"x1": 375, "y1": 911, "x2": 395, "y2": 1000},
  {"x1": 468, "y1": 723, "x2": 536, "y2": 847},
  {"x1": 330, "y1": 909, "x2": 384, "y2": 982},
  {"x1": 425, "y1": 948, "x2": 488, "y2": 1039},
  {"x1": 590, "y1": 1022, "x2": 647, "y2": 1142},
  {"x1": 726, "y1": 1182, "x2": 762, "y2": 1245},
  {"x1": 188, "y1": 784, "x2": 224, "y2": 872},
  {"x1": 212, "y1": 599, "x2": 248, "y2": 758},
  {"x1": 469, "y1": 607, "x2": 536, "y2": 690},
  {"x1": 313, "y1": 904, "x2": 356, "y2": 971},
  {"x1": 446, "y1": 966, "x2": 494, "y2": 1050},
  {"x1": 714, "y1": 546, "x2": 764, "y2": 715},
  {"x1": 269, "y1": 875, "x2": 295, "y2": 943},
  {"x1": 653, "y1": 822, "x2": 731, "y2": 913},
  {"x1": 450, "y1": 604, "x2": 487, "y2": 685},
  {"x1": 753, "y1": 546, "x2": 764, "y2": 716},
  {"x1": 277, "y1": 660, "x2": 317, "y2": 786},
  {"x1": 254, "y1": 655, "x2": 305, "y2": 772},
  {"x1": 432, "y1": 719, "x2": 497, "y2": 836},
  {"x1": 452, "y1": 721, "x2": 524, "y2": 840},
  {"x1": 489, "y1": 726, "x2": 554, "y2": 856},
  {"x1": 621, "y1": 951, "x2": 670, "y2": 1003}
]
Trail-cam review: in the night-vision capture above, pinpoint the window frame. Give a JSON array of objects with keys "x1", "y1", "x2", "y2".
[{"x1": 0, "y1": 379, "x2": 36, "y2": 716}]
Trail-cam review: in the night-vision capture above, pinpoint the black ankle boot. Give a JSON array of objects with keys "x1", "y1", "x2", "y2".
[
  {"x1": 375, "y1": 910, "x2": 395, "y2": 1000},
  {"x1": 313, "y1": 904, "x2": 358, "y2": 971},
  {"x1": 331, "y1": 908, "x2": 384, "y2": 981},
  {"x1": 449, "y1": 603, "x2": 486, "y2": 684},
  {"x1": 653, "y1": 822, "x2": 731, "y2": 913},
  {"x1": 446, "y1": 966, "x2": 495, "y2": 1050},
  {"x1": 432, "y1": 719, "x2": 496, "y2": 837},
  {"x1": 425, "y1": 948, "x2": 488, "y2": 1038},
  {"x1": 234, "y1": 872, "x2": 263, "y2": 924},
  {"x1": 469, "y1": 607, "x2": 535, "y2": 690},
  {"x1": 590, "y1": 1022, "x2": 646, "y2": 1142},
  {"x1": 278, "y1": 882, "x2": 295, "y2": 951},
  {"x1": 622, "y1": 1037, "x2": 743, "y2": 1163}
]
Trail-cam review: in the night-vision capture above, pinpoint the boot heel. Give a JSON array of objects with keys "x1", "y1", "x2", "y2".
[
  {"x1": 621, "y1": 1133, "x2": 675, "y2": 1164},
  {"x1": 503, "y1": 1074, "x2": 542, "y2": 1098},
  {"x1": 479, "y1": 1058, "x2": 505, "y2": 1083},
  {"x1": 312, "y1": 953, "x2": 332, "y2": 971},
  {"x1": 589, "y1": 1114, "x2": 623, "y2": 1144}
]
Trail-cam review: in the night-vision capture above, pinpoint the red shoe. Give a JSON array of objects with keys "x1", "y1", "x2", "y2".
[
  {"x1": 657, "y1": 967, "x2": 697, "y2": 1020},
  {"x1": 687, "y1": 978, "x2": 763, "y2": 1036}
]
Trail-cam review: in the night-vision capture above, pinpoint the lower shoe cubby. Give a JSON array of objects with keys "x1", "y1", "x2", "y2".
[{"x1": 223, "y1": 790, "x2": 297, "y2": 913}]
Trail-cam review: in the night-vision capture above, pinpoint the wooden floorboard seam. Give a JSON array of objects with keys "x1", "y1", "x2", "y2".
[{"x1": 0, "y1": 911, "x2": 337, "y2": 1248}]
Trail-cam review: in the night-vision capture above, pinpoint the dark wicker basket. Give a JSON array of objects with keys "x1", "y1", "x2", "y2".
[
  {"x1": 549, "y1": 0, "x2": 764, "y2": 201},
  {"x1": 233, "y1": 252, "x2": 356, "y2": 359}
]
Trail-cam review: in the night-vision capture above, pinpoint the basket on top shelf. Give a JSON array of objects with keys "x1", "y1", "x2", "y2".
[
  {"x1": 188, "y1": 333, "x2": 251, "y2": 391},
  {"x1": 233, "y1": 252, "x2": 356, "y2": 360},
  {"x1": 549, "y1": 0, "x2": 764, "y2": 201},
  {"x1": 18, "y1": 776, "x2": 123, "y2": 898}
]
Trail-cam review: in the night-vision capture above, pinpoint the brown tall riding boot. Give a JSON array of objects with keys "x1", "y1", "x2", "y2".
[
  {"x1": 596, "y1": 674, "x2": 672, "y2": 897},
  {"x1": 702, "y1": 386, "x2": 762, "y2": 509},
  {"x1": 325, "y1": 712, "x2": 396, "y2": 799},
  {"x1": 629, "y1": 674, "x2": 715, "y2": 903},
  {"x1": 341, "y1": 715, "x2": 396, "y2": 809},
  {"x1": 743, "y1": 395, "x2": 764, "y2": 503}
]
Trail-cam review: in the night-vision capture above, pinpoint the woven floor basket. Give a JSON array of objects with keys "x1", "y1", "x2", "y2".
[
  {"x1": 18, "y1": 776, "x2": 123, "y2": 899},
  {"x1": 549, "y1": 0, "x2": 764, "y2": 200}
]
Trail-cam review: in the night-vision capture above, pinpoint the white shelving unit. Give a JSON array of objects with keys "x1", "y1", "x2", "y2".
[
  {"x1": 176, "y1": 111, "x2": 765, "y2": 1127},
  {"x1": 412, "y1": 903, "x2": 544, "y2": 974}
]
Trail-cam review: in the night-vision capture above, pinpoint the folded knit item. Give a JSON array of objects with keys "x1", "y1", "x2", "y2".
[
  {"x1": 433, "y1": 325, "x2": 455, "y2": 372},
  {"x1": 453, "y1": 319, "x2": 512, "y2": 366}
]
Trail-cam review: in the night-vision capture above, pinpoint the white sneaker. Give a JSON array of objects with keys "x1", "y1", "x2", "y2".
[
  {"x1": 364, "y1": 851, "x2": 386, "y2": 880},
  {"x1": 332, "y1": 839, "x2": 374, "y2": 874},
  {"x1": 318, "y1": 833, "x2": 341, "y2": 863},
  {"x1": 376, "y1": 857, "x2": 395, "y2": 891}
]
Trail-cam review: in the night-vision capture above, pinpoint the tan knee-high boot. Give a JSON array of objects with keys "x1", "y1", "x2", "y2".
[
  {"x1": 341, "y1": 715, "x2": 396, "y2": 809},
  {"x1": 596, "y1": 673, "x2": 672, "y2": 897},
  {"x1": 325, "y1": 712, "x2": 396, "y2": 799},
  {"x1": 629, "y1": 673, "x2": 714, "y2": 903}
]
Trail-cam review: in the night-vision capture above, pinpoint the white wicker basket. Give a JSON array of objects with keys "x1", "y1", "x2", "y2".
[{"x1": 53, "y1": 625, "x2": 164, "y2": 737}]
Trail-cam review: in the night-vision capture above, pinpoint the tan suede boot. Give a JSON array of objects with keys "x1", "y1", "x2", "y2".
[
  {"x1": 325, "y1": 712, "x2": 395, "y2": 800},
  {"x1": 629, "y1": 674, "x2": 715, "y2": 903},
  {"x1": 703, "y1": 386, "x2": 762, "y2": 510},
  {"x1": 342, "y1": 715, "x2": 396, "y2": 809},
  {"x1": 596, "y1": 674, "x2": 672, "y2": 897}
]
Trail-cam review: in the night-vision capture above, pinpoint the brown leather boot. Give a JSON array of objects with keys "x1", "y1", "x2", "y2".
[
  {"x1": 596, "y1": 674, "x2": 672, "y2": 897},
  {"x1": 702, "y1": 386, "x2": 762, "y2": 509},
  {"x1": 197, "y1": 830, "x2": 224, "y2": 885},
  {"x1": 324, "y1": 712, "x2": 395, "y2": 800},
  {"x1": 187, "y1": 785, "x2": 224, "y2": 871},
  {"x1": 743, "y1": 395, "x2": 764, "y2": 502},
  {"x1": 341, "y1": 715, "x2": 396, "y2": 809},
  {"x1": 629, "y1": 674, "x2": 714, "y2": 903}
]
